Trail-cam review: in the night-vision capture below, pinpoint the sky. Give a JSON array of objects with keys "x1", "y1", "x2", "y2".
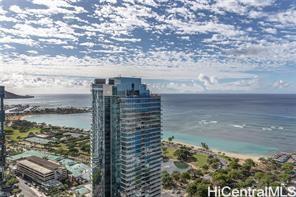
[{"x1": 0, "y1": 0, "x2": 295, "y2": 94}]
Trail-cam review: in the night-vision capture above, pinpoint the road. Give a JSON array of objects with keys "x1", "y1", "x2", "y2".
[{"x1": 17, "y1": 178, "x2": 46, "y2": 197}]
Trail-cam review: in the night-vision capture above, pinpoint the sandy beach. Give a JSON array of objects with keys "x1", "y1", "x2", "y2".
[
  {"x1": 9, "y1": 112, "x2": 264, "y2": 163},
  {"x1": 163, "y1": 140, "x2": 263, "y2": 162},
  {"x1": 13, "y1": 112, "x2": 264, "y2": 162},
  {"x1": 6, "y1": 114, "x2": 25, "y2": 121}
]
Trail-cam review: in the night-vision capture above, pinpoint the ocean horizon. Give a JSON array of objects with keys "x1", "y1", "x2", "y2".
[{"x1": 7, "y1": 93, "x2": 296, "y2": 156}]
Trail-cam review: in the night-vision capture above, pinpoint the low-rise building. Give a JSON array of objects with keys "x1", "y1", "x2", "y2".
[
  {"x1": 74, "y1": 185, "x2": 91, "y2": 197},
  {"x1": 16, "y1": 156, "x2": 67, "y2": 189},
  {"x1": 273, "y1": 152, "x2": 290, "y2": 163},
  {"x1": 25, "y1": 137, "x2": 51, "y2": 145},
  {"x1": 35, "y1": 134, "x2": 50, "y2": 138},
  {"x1": 9, "y1": 150, "x2": 90, "y2": 183}
]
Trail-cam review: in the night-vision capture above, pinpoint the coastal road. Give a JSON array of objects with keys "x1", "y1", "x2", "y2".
[{"x1": 17, "y1": 178, "x2": 46, "y2": 197}]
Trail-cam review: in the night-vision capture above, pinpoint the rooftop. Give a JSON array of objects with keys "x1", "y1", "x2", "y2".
[
  {"x1": 65, "y1": 162, "x2": 91, "y2": 180},
  {"x1": 18, "y1": 159, "x2": 52, "y2": 174},
  {"x1": 26, "y1": 156, "x2": 60, "y2": 171},
  {"x1": 35, "y1": 134, "x2": 50, "y2": 138},
  {"x1": 25, "y1": 137, "x2": 51, "y2": 144},
  {"x1": 8, "y1": 150, "x2": 91, "y2": 181},
  {"x1": 8, "y1": 150, "x2": 61, "y2": 161},
  {"x1": 75, "y1": 186, "x2": 91, "y2": 196},
  {"x1": 41, "y1": 180, "x2": 63, "y2": 188},
  {"x1": 93, "y1": 77, "x2": 151, "y2": 97}
]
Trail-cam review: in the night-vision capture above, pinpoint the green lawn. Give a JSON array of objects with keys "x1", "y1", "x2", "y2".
[
  {"x1": 164, "y1": 146, "x2": 177, "y2": 160},
  {"x1": 174, "y1": 161, "x2": 189, "y2": 169},
  {"x1": 193, "y1": 153, "x2": 209, "y2": 168},
  {"x1": 164, "y1": 147, "x2": 208, "y2": 168},
  {"x1": 59, "y1": 143, "x2": 69, "y2": 150},
  {"x1": 5, "y1": 127, "x2": 41, "y2": 142}
]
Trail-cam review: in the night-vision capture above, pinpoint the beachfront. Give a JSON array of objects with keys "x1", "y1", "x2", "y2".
[
  {"x1": 162, "y1": 139, "x2": 296, "y2": 196},
  {"x1": 3, "y1": 101, "x2": 296, "y2": 196},
  {"x1": 166, "y1": 140, "x2": 262, "y2": 162}
]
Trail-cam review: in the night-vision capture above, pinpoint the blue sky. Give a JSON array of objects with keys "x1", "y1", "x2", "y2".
[{"x1": 0, "y1": 0, "x2": 295, "y2": 94}]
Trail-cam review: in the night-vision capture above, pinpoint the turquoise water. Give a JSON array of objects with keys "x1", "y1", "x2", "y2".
[
  {"x1": 162, "y1": 131, "x2": 276, "y2": 156},
  {"x1": 25, "y1": 113, "x2": 277, "y2": 156},
  {"x1": 13, "y1": 94, "x2": 296, "y2": 156},
  {"x1": 25, "y1": 113, "x2": 91, "y2": 130}
]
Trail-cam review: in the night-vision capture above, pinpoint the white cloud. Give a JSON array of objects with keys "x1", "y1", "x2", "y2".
[
  {"x1": 270, "y1": 9, "x2": 296, "y2": 26},
  {"x1": 0, "y1": 73, "x2": 91, "y2": 92},
  {"x1": 239, "y1": 0, "x2": 275, "y2": 7},
  {"x1": 9, "y1": 5, "x2": 23, "y2": 13},
  {"x1": 27, "y1": 50, "x2": 38, "y2": 54},
  {"x1": 63, "y1": 45, "x2": 75, "y2": 49},
  {"x1": 0, "y1": 0, "x2": 295, "y2": 93},
  {"x1": 31, "y1": 0, "x2": 86, "y2": 15},
  {"x1": 264, "y1": 28, "x2": 277, "y2": 34},
  {"x1": 110, "y1": 37, "x2": 141, "y2": 42},
  {"x1": 13, "y1": 23, "x2": 77, "y2": 40},
  {"x1": 148, "y1": 81, "x2": 204, "y2": 93},
  {"x1": 214, "y1": 0, "x2": 247, "y2": 14},
  {"x1": 204, "y1": 77, "x2": 260, "y2": 92},
  {"x1": 38, "y1": 38, "x2": 68, "y2": 45},
  {"x1": 0, "y1": 36, "x2": 37, "y2": 46},
  {"x1": 196, "y1": 73, "x2": 259, "y2": 92},
  {"x1": 101, "y1": 0, "x2": 117, "y2": 4},
  {"x1": 198, "y1": 74, "x2": 217, "y2": 88},
  {"x1": 80, "y1": 42, "x2": 95, "y2": 48},
  {"x1": 273, "y1": 80, "x2": 289, "y2": 89}
]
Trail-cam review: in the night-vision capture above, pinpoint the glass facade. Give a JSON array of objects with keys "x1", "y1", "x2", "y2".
[
  {"x1": 92, "y1": 78, "x2": 161, "y2": 197},
  {"x1": 0, "y1": 86, "x2": 5, "y2": 187}
]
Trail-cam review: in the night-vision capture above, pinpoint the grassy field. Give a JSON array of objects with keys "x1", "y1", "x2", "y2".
[
  {"x1": 164, "y1": 146, "x2": 178, "y2": 160},
  {"x1": 193, "y1": 153, "x2": 208, "y2": 168},
  {"x1": 164, "y1": 145, "x2": 209, "y2": 169},
  {"x1": 174, "y1": 161, "x2": 189, "y2": 169},
  {"x1": 5, "y1": 127, "x2": 41, "y2": 142}
]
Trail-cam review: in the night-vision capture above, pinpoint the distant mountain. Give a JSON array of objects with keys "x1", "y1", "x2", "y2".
[{"x1": 4, "y1": 91, "x2": 34, "y2": 99}]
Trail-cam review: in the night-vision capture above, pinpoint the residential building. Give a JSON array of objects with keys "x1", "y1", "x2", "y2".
[
  {"x1": 92, "y1": 77, "x2": 162, "y2": 197},
  {"x1": 16, "y1": 156, "x2": 67, "y2": 189},
  {"x1": 0, "y1": 86, "x2": 5, "y2": 189}
]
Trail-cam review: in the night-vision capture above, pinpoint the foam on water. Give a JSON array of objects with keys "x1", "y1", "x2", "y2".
[{"x1": 14, "y1": 94, "x2": 296, "y2": 155}]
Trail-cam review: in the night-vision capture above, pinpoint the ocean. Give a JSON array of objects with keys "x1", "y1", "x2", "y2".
[{"x1": 6, "y1": 94, "x2": 296, "y2": 156}]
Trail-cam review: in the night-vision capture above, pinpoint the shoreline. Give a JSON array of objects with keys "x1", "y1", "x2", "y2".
[
  {"x1": 6, "y1": 114, "x2": 25, "y2": 121},
  {"x1": 163, "y1": 140, "x2": 264, "y2": 162},
  {"x1": 9, "y1": 113, "x2": 269, "y2": 162}
]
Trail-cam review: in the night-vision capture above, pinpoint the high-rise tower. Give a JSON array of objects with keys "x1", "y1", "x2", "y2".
[
  {"x1": 91, "y1": 77, "x2": 162, "y2": 197},
  {"x1": 0, "y1": 86, "x2": 5, "y2": 189}
]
